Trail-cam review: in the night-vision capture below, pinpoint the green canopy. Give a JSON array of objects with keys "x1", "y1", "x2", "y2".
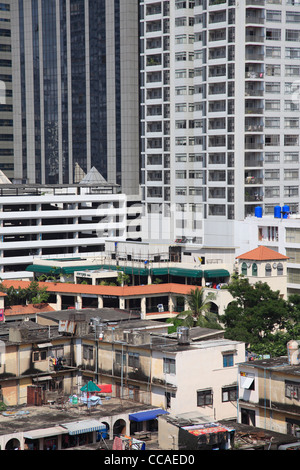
[
  {"x1": 151, "y1": 267, "x2": 202, "y2": 278},
  {"x1": 80, "y1": 381, "x2": 101, "y2": 393},
  {"x1": 25, "y1": 265, "x2": 61, "y2": 274},
  {"x1": 203, "y1": 269, "x2": 230, "y2": 279}
]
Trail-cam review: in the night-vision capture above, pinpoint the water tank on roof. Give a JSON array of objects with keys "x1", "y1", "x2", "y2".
[
  {"x1": 255, "y1": 206, "x2": 262, "y2": 218},
  {"x1": 287, "y1": 340, "x2": 300, "y2": 365},
  {"x1": 177, "y1": 326, "x2": 190, "y2": 345},
  {"x1": 282, "y1": 205, "x2": 290, "y2": 219},
  {"x1": 274, "y1": 206, "x2": 281, "y2": 218}
]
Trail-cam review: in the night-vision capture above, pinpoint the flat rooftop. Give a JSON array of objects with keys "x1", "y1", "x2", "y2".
[
  {"x1": 0, "y1": 399, "x2": 157, "y2": 437},
  {"x1": 241, "y1": 356, "x2": 300, "y2": 376}
]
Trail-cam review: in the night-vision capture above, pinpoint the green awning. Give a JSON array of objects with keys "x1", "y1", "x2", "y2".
[
  {"x1": 151, "y1": 267, "x2": 170, "y2": 276},
  {"x1": 25, "y1": 265, "x2": 61, "y2": 274},
  {"x1": 204, "y1": 269, "x2": 230, "y2": 279},
  {"x1": 122, "y1": 266, "x2": 149, "y2": 276},
  {"x1": 152, "y1": 267, "x2": 202, "y2": 278},
  {"x1": 170, "y1": 268, "x2": 202, "y2": 278},
  {"x1": 62, "y1": 265, "x2": 105, "y2": 274}
]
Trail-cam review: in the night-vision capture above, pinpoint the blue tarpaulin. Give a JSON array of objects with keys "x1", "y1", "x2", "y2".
[{"x1": 129, "y1": 408, "x2": 168, "y2": 422}]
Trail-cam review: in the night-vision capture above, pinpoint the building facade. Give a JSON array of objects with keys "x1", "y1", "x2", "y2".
[
  {"x1": 0, "y1": 177, "x2": 141, "y2": 280},
  {"x1": 10, "y1": 0, "x2": 139, "y2": 195},
  {"x1": 0, "y1": 1, "x2": 13, "y2": 180},
  {"x1": 140, "y1": 0, "x2": 300, "y2": 246},
  {"x1": 238, "y1": 342, "x2": 300, "y2": 437}
]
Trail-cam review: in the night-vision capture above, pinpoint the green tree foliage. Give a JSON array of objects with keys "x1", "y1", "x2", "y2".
[
  {"x1": 167, "y1": 287, "x2": 222, "y2": 332},
  {"x1": 220, "y1": 276, "x2": 300, "y2": 356},
  {"x1": 0, "y1": 280, "x2": 50, "y2": 307}
]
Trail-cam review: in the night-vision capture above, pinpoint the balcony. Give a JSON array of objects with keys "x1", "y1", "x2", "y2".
[
  {"x1": 245, "y1": 190, "x2": 263, "y2": 202},
  {"x1": 245, "y1": 71, "x2": 264, "y2": 79}
]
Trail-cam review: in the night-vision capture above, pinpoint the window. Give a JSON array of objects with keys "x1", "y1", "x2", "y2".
[
  {"x1": 266, "y1": 28, "x2": 281, "y2": 40},
  {"x1": 176, "y1": 170, "x2": 187, "y2": 179},
  {"x1": 33, "y1": 350, "x2": 47, "y2": 362},
  {"x1": 265, "y1": 100, "x2": 280, "y2": 111},
  {"x1": 222, "y1": 386, "x2": 237, "y2": 402},
  {"x1": 265, "y1": 117, "x2": 280, "y2": 128},
  {"x1": 176, "y1": 187, "x2": 187, "y2": 196},
  {"x1": 223, "y1": 353, "x2": 234, "y2": 368},
  {"x1": 252, "y1": 263, "x2": 258, "y2": 276},
  {"x1": 83, "y1": 345, "x2": 93, "y2": 360},
  {"x1": 265, "y1": 152, "x2": 280, "y2": 163},
  {"x1": 265, "y1": 82, "x2": 280, "y2": 94},
  {"x1": 241, "y1": 262, "x2": 248, "y2": 276},
  {"x1": 265, "y1": 169, "x2": 280, "y2": 180},
  {"x1": 286, "y1": 380, "x2": 300, "y2": 400},
  {"x1": 285, "y1": 82, "x2": 300, "y2": 94},
  {"x1": 285, "y1": 65, "x2": 300, "y2": 77},
  {"x1": 284, "y1": 118, "x2": 299, "y2": 129},
  {"x1": 266, "y1": 46, "x2": 281, "y2": 58},
  {"x1": 286, "y1": 11, "x2": 300, "y2": 23},
  {"x1": 285, "y1": 100, "x2": 300, "y2": 112},
  {"x1": 266, "y1": 10, "x2": 281, "y2": 22},
  {"x1": 197, "y1": 389, "x2": 213, "y2": 407},
  {"x1": 115, "y1": 350, "x2": 126, "y2": 366},
  {"x1": 284, "y1": 152, "x2": 299, "y2": 163},
  {"x1": 277, "y1": 263, "x2": 283, "y2": 275},
  {"x1": 284, "y1": 186, "x2": 298, "y2": 197},
  {"x1": 285, "y1": 135, "x2": 299, "y2": 146},
  {"x1": 175, "y1": 86, "x2": 187, "y2": 95},
  {"x1": 284, "y1": 169, "x2": 299, "y2": 180},
  {"x1": 286, "y1": 29, "x2": 300, "y2": 42},
  {"x1": 265, "y1": 135, "x2": 280, "y2": 146},
  {"x1": 128, "y1": 352, "x2": 139, "y2": 369},
  {"x1": 286, "y1": 47, "x2": 300, "y2": 59},
  {"x1": 266, "y1": 64, "x2": 280, "y2": 76},
  {"x1": 240, "y1": 372, "x2": 255, "y2": 391},
  {"x1": 175, "y1": 69, "x2": 187, "y2": 79},
  {"x1": 265, "y1": 263, "x2": 272, "y2": 276},
  {"x1": 163, "y1": 357, "x2": 176, "y2": 374}
]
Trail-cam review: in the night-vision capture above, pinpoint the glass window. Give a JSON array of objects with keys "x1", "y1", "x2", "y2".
[
  {"x1": 223, "y1": 354, "x2": 234, "y2": 367},
  {"x1": 197, "y1": 389, "x2": 213, "y2": 407},
  {"x1": 265, "y1": 263, "x2": 272, "y2": 276},
  {"x1": 222, "y1": 386, "x2": 237, "y2": 402},
  {"x1": 163, "y1": 357, "x2": 175, "y2": 374}
]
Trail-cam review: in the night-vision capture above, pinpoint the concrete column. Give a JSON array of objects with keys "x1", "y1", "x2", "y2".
[
  {"x1": 56, "y1": 293, "x2": 62, "y2": 310},
  {"x1": 76, "y1": 295, "x2": 82, "y2": 309},
  {"x1": 98, "y1": 296, "x2": 103, "y2": 308},
  {"x1": 168, "y1": 295, "x2": 175, "y2": 313},
  {"x1": 119, "y1": 297, "x2": 125, "y2": 309},
  {"x1": 140, "y1": 296, "x2": 146, "y2": 319}
]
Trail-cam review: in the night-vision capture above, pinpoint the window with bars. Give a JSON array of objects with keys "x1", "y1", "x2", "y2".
[{"x1": 197, "y1": 389, "x2": 213, "y2": 407}]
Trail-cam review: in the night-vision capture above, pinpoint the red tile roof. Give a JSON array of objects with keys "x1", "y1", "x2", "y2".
[
  {"x1": 1, "y1": 280, "x2": 199, "y2": 298},
  {"x1": 4, "y1": 303, "x2": 55, "y2": 316},
  {"x1": 236, "y1": 246, "x2": 288, "y2": 261}
]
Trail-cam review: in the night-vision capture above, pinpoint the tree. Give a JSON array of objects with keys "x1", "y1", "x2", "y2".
[
  {"x1": 0, "y1": 280, "x2": 50, "y2": 307},
  {"x1": 220, "y1": 277, "x2": 292, "y2": 356},
  {"x1": 168, "y1": 287, "x2": 221, "y2": 332}
]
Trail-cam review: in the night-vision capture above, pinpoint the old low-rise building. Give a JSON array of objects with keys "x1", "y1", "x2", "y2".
[
  {"x1": 238, "y1": 340, "x2": 300, "y2": 437},
  {"x1": 0, "y1": 312, "x2": 244, "y2": 423}
]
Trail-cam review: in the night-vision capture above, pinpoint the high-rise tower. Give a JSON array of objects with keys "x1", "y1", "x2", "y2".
[
  {"x1": 0, "y1": 1, "x2": 13, "y2": 180},
  {"x1": 11, "y1": 0, "x2": 140, "y2": 194},
  {"x1": 140, "y1": 0, "x2": 300, "y2": 246}
]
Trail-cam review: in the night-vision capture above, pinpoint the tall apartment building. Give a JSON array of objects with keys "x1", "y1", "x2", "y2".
[
  {"x1": 10, "y1": 0, "x2": 140, "y2": 194},
  {"x1": 140, "y1": 0, "x2": 300, "y2": 247},
  {"x1": 0, "y1": 1, "x2": 13, "y2": 180}
]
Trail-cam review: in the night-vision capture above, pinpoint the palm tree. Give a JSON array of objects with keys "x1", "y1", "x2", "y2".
[{"x1": 172, "y1": 287, "x2": 221, "y2": 329}]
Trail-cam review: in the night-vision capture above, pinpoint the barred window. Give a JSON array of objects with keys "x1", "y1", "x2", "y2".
[{"x1": 197, "y1": 389, "x2": 213, "y2": 407}]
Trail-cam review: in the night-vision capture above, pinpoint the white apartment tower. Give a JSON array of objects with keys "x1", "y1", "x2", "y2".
[{"x1": 140, "y1": 0, "x2": 300, "y2": 247}]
